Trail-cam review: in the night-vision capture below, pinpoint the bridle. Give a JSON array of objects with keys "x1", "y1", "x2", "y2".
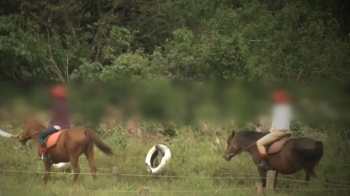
[
  {"x1": 19, "y1": 134, "x2": 30, "y2": 140},
  {"x1": 19, "y1": 131, "x2": 40, "y2": 141},
  {"x1": 225, "y1": 141, "x2": 257, "y2": 158}
]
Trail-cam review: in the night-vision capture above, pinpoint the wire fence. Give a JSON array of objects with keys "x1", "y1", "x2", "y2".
[
  {"x1": 3, "y1": 186, "x2": 350, "y2": 192},
  {"x1": 1, "y1": 169, "x2": 350, "y2": 183},
  {"x1": 37, "y1": 155, "x2": 350, "y2": 167},
  {"x1": 1, "y1": 169, "x2": 350, "y2": 185},
  {"x1": 104, "y1": 155, "x2": 350, "y2": 164},
  {"x1": 1, "y1": 185, "x2": 350, "y2": 196},
  {"x1": 1, "y1": 169, "x2": 350, "y2": 196}
]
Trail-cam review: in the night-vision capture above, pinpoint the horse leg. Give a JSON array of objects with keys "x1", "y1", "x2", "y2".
[
  {"x1": 257, "y1": 168, "x2": 267, "y2": 188},
  {"x1": 304, "y1": 170, "x2": 312, "y2": 186},
  {"x1": 303, "y1": 162, "x2": 318, "y2": 185},
  {"x1": 43, "y1": 162, "x2": 52, "y2": 185},
  {"x1": 69, "y1": 155, "x2": 80, "y2": 183},
  {"x1": 305, "y1": 172, "x2": 311, "y2": 182},
  {"x1": 84, "y1": 143, "x2": 97, "y2": 180},
  {"x1": 303, "y1": 165, "x2": 314, "y2": 185}
]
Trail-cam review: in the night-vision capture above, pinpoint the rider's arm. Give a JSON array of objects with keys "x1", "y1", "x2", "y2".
[
  {"x1": 269, "y1": 105, "x2": 278, "y2": 132},
  {"x1": 269, "y1": 121, "x2": 275, "y2": 132}
]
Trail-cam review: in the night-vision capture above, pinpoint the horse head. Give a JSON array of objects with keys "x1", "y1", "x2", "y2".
[
  {"x1": 19, "y1": 118, "x2": 45, "y2": 145},
  {"x1": 224, "y1": 130, "x2": 266, "y2": 161},
  {"x1": 224, "y1": 130, "x2": 241, "y2": 161}
]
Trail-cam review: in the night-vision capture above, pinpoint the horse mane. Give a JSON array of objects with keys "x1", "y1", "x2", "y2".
[
  {"x1": 23, "y1": 118, "x2": 46, "y2": 132},
  {"x1": 236, "y1": 130, "x2": 268, "y2": 140}
]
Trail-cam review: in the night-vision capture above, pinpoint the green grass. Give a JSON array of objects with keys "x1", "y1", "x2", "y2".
[{"x1": 0, "y1": 125, "x2": 349, "y2": 196}]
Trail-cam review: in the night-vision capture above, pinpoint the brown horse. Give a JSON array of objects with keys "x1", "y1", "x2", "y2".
[
  {"x1": 224, "y1": 130, "x2": 323, "y2": 188},
  {"x1": 19, "y1": 119, "x2": 114, "y2": 184}
]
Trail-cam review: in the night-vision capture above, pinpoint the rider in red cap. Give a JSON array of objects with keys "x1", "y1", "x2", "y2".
[
  {"x1": 38, "y1": 84, "x2": 70, "y2": 161},
  {"x1": 256, "y1": 90, "x2": 293, "y2": 170}
]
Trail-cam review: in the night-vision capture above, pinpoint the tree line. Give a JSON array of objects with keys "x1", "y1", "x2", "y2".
[{"x1": 0, "y1": 0, "x2": 349, "y2": 85}]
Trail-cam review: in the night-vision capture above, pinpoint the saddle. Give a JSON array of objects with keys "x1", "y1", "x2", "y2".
[
  {"x1": 266, "y1": 134, "x2": 292, "y2": 154},
  {"x1": 44, "y1": 129, "x2": 67, "y2": 149}
]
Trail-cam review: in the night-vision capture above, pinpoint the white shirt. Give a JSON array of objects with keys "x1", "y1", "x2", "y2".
[{"x1": 270, "y1": 104, "x2": 292, "y2": 132}]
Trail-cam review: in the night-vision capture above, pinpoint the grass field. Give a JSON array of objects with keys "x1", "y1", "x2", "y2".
[{"x1": 0, "y1": 123, "x2": 350, "y2": 196}]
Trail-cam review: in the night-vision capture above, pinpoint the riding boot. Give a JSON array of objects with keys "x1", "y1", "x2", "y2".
[
  {"x1": 257, "y1": 157, "x2": 272, "y2": 170},
  {"x1": 41, "y1": 153, "x2": 50, "y2": 162},
  {"x1": 41, "y1": 147, "x2": 49, "y2": 162}
]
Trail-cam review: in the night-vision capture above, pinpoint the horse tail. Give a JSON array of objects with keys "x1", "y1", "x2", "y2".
[
  {"x1": 294, "y1": 141, "x2": 324, "y2": 163},
  {"x1": 86, "y1": 129, "x2": 114, "y2": 156}
]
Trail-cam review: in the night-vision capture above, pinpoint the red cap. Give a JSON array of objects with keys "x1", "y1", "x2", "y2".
[
  {"x1": 271, "y1": 90, "x2": 289, "y2": 103},
  {"x1": 50, "y1": 85, "x2": 67, "y2": 98}
]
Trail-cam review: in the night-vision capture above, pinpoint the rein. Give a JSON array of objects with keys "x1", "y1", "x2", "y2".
[{"x1": 226, "y1": 141, "x2": 257, "y2": 157}]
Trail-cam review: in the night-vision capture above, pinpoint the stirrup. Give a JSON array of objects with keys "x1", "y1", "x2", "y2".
[
  {"x1": 41, "y1": 154, "x2": 50, "y2": 161},
  {"x1": 257, "y1": 160, "x2": 271, "y2": 170}
]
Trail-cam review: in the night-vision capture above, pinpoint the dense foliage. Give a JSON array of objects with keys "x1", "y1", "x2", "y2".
[{"x1": 0, "y1": 0, "x2": 349, "y2": 85}]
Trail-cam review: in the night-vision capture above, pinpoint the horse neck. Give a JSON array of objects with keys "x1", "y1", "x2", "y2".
[
  {"x1": 245, "y1": 143, "x2": 259, "y2": 158},
  {"x1": 239, "y1": 136, "x2": 262, "y2": 157}
]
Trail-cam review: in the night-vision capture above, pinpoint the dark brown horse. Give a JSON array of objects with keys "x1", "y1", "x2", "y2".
[
  {"x1": 224, "y1": 130, "x2": 323, "y2": 187},
  {"x1": 19, "y1": 119, "x2": 114, "y2": 184}
]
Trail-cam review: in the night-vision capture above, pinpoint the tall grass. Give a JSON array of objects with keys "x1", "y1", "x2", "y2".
[{"x1": 0, "y1": 123, "x2": 349, "y2": 196}]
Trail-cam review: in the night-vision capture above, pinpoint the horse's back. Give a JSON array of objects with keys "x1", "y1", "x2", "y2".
[
  {"x1": 267, "y1": 136, "x2": 320, "y2": 154},
  {"x1": 267, "y1": 136, "x2": 292, "y2": 154},
  {"x1": 60, "y1": 126, "x2": 87, "y2": 143},
  {"x1": 293, "y1": 137, "x2": 321, "y2": 149},
  {"x1": 54, "y1": 127, "x2": 89, "y2": 158}
]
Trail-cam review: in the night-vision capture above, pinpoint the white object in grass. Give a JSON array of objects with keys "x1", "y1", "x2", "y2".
[
  {"x1": 52, "y1": 162, "x2": 71, "y2": 170},
  {"x1": 145, "y1": 144, "x2": 171, "y2": 174}
]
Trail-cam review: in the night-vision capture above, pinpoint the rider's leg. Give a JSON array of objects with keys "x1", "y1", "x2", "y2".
[
  {"x1": 38, "y1": 125, "x2": 61, "y2": 161},
  {"x1": 256, "y1": 130, "x2": 287, "y2": 169}
]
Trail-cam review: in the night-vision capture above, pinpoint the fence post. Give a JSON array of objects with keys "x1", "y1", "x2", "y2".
[
  {"x1": 139, "y1": 187, "x2": 149, "y2": 196},
  {"x1": 112, "y1": 167, "x2": 118, "y2": 187},
  {"x1": 0, "y1": 166, "x2": 2, "y2": 196},
  {"x1": 266, "y1": 170, "x2": 276, "y2": 192},
  {"x1": 255, "y1": 182, "x2": 262, "y2": 196}
]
